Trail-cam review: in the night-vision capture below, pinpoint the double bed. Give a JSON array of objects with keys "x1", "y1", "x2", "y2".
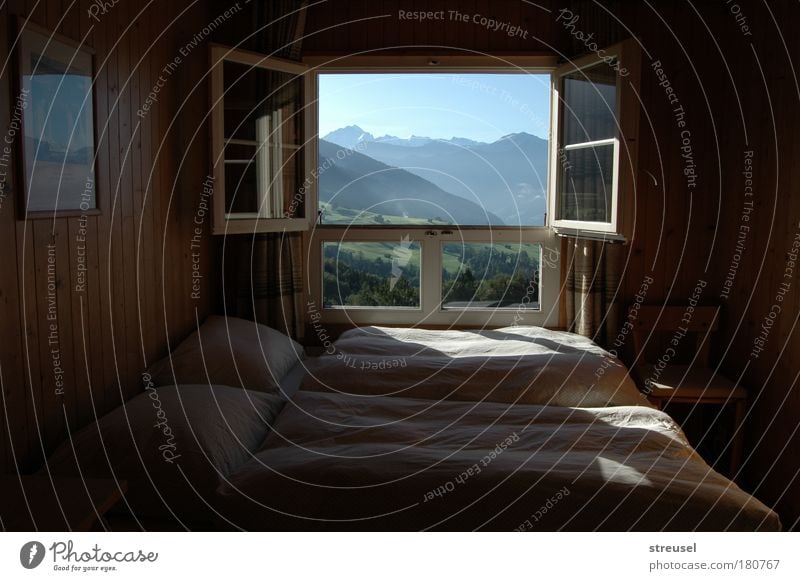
[{"x1": 44, "y1": 316, "x2": 781, "y2": 531}]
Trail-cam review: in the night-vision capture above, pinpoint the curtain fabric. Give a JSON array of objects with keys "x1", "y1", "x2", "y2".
[
  {"x1": 564, "y1": 238, "x2": 622, "y2": 348},
  {"x1": 228, "y1": 233, "x2": 304, "y2": 340}
]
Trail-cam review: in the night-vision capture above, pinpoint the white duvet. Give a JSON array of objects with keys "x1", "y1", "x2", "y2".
[
  {"x1": 218, "y1": 391, "x2": 780, "y2": 531},
  {"x1": 301, "y1": 326, "x2": 651, "y2": 408}
]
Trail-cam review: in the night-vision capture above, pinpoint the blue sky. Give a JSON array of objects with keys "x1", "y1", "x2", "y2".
[{"x1": 318, "y1": 73, "x2": 551, "y2": 143}]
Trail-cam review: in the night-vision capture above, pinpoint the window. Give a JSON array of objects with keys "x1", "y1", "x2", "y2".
[
  {"x1": 305, "y1": 68, "x2": 560, "y2": 326},
  {"x1": 209, "y1": 47, "x2": 311, "y2": 234},
  {"x1": 441, "y1": 243, "x2": 541, "y2": 310},
  {"x1": 550, "y1": 40, "x2": 641, "y2": 239},
  {"x1": 322, "y1": 240, "x2": 421, "y2": 309},
  {"x1": 208, "y1": 48, "x2": 639, "y2": 325}
]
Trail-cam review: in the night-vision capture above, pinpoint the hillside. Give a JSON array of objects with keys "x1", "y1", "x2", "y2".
[{"x1": 318, "y1": 139, "x2": 504, "y2": 225}]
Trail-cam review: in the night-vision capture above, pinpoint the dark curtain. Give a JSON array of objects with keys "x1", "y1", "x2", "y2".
[
  {"x1": 214, "y1": 0, "x2": 308, "y2": 58},
  {"x1": 564, "y1": 238, "x2": 622, "y2": 347},
  {"x1": 251, "y1": 0, "x2": 307, "y2": 59},
  {"x1": 225, "y1": 232, "x2": 304, "y2": 339}
]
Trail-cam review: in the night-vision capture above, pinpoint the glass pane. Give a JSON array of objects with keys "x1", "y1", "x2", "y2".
[
  {"x1": 22, "y1": 31, "x2": 96, "y2": 212},
  {"x1": 558, "y1": 144, "x2": 614, "y2": 223},
  {"x1": 323, "y1": 241, "x2": 421, "y2": 308},
  {"x1": 223, "y1": 61, "x2": 302, "y2": 142},
  {"x1": 224, "y1": 144, "x2": 257, "y2": 214},
  {"x1": 317, "y1": 73, "x2": 551, "y2": 226},
  {"x1": 223, "y1": 61, "x2": 303, "y2": 218},
  {"x1": 561, "y1": 61, "x2": 617, "y2": 145},
  {"x1": 441, "y1": 243, "x2": 540, "y2": 309}
]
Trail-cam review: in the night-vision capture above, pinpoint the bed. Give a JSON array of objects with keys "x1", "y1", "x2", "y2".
[{"x1": 44, "y1": 317, "x2": 781, "y2": 531}]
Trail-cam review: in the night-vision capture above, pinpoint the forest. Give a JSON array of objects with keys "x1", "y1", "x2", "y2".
[{"x1": 322, "y1": 242, "x2": 540, "y2": 309}]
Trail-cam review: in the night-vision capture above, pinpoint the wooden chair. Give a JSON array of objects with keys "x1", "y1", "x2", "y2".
[{"x1": 629, "y1": 305, "x2": 747, "y2": 478}]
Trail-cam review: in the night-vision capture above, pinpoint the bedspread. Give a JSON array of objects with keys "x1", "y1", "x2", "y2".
[{"x1": 218, "y1": 391, "x2": 780, "y2": 531}]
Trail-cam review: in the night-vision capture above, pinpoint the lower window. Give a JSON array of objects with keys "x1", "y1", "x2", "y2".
[
  {"x1": 322, "y1": 241, "x2": 421, "y2": 309},
  {"x1": 441, "y1": 243, "x2": 541, "y2": 310},
  {"x1": 312, "y1": 231, "x2": 557, "y2": 326}
]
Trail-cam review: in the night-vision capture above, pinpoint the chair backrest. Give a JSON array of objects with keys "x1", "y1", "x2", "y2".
[{"x1": 629, "y1": 305, "x2": 720, "y2": 367}]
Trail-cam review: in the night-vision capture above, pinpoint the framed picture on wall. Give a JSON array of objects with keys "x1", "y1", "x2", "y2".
[{"x1": 14, "y1": 19, "x2": 97, "y2": 217}]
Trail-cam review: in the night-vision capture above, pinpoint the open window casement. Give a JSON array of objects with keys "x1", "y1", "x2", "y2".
[
  {"x1": 210, "y1": 45, "x2": 313, "y2": 234},
  {"x1": 549, "y1": 39, "x2": 641, "y2": 241}
]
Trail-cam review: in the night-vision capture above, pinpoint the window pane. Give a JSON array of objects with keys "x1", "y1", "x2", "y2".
[
  {"x1": 441, "y1": 243, "x2": 540, "y2": 310},
  {"x1": 318, "y1": 73, "x2": 550, "y2": 227},
  {"x1": 559, "y1": 144, "x2": 614, "y2": 223},
  {"x1": 323, "y1": 241, "x2": 421, "y2": 308},
  {"x1": 224, "y1": 144, "x2": 257, "y2": 214},
  {"x1": 223, "y1": 62, "x2": 302, "y2": 142},
  {"x1": 223, "y1": 61, "x2": 303, "y2": 218},
  {"x1": 561, "y1": 61, "x2": 617, "y2": 145}
]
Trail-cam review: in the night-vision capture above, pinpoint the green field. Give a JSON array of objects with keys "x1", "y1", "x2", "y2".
[
  {"x1": 324, "y1": 241, "x2": 421, "y2": 270},
  {"x1": 441, "y1": 243, "x2": 532, "y2": 275}
]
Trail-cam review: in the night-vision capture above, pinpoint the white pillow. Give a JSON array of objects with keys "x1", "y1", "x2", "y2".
[
  {"x1": 147, "y1": 316, "x2": 304, "y2": 394},
  {"x1": 43, "y1": 384, "x2": 284, "y2": 522}
]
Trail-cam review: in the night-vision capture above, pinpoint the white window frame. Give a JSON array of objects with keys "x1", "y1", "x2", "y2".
[
  {"x1": 209, "y1": 45, "x2": 313, "y2": 235},
  {"x1": 305, "y1": 60, "x2": 561, "y2": 328},
  {"x1": 307, "y1": 227, "x2": 560, "y2": 327},
  {"x1": 549, "y1": 40, "x2": 640, "y2": 241}
]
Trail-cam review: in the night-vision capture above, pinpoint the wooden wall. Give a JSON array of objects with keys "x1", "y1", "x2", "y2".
[
  {"x1": 612, "y1": 1, "x2": 800, "y2": 529},
  {"x1": 0, "y1": 0, "x2": 213, "y2": 474},
  {"x1": 706, "y1": 1, "x2": 800, "y2": 530},
  {"x1": 303, "y1": 0, "x2": 800, "y2": 528}
]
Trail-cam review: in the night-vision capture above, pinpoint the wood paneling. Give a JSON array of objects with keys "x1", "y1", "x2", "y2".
[
  {"x1": 705, "y1": 1, "x2": 800, "y2": 531},
  {"x1": 304, "y1": 0, "x2": 556, "y2": 56},
  {"x1": 0, "y1": 0, "x2": 213, "y2": 473}
]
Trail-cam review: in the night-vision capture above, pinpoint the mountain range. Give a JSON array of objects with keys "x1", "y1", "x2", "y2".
[
  {"x1": 324, "y1": 125, "x2": 484, "y2": 149},
  {"x1": 320, "y1": 125, "x2": 550, "y2": 226}
]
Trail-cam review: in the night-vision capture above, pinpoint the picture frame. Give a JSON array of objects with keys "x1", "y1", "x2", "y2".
[{"x1": 13, "y1": 18, "x2": 98, "y2": 218}]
